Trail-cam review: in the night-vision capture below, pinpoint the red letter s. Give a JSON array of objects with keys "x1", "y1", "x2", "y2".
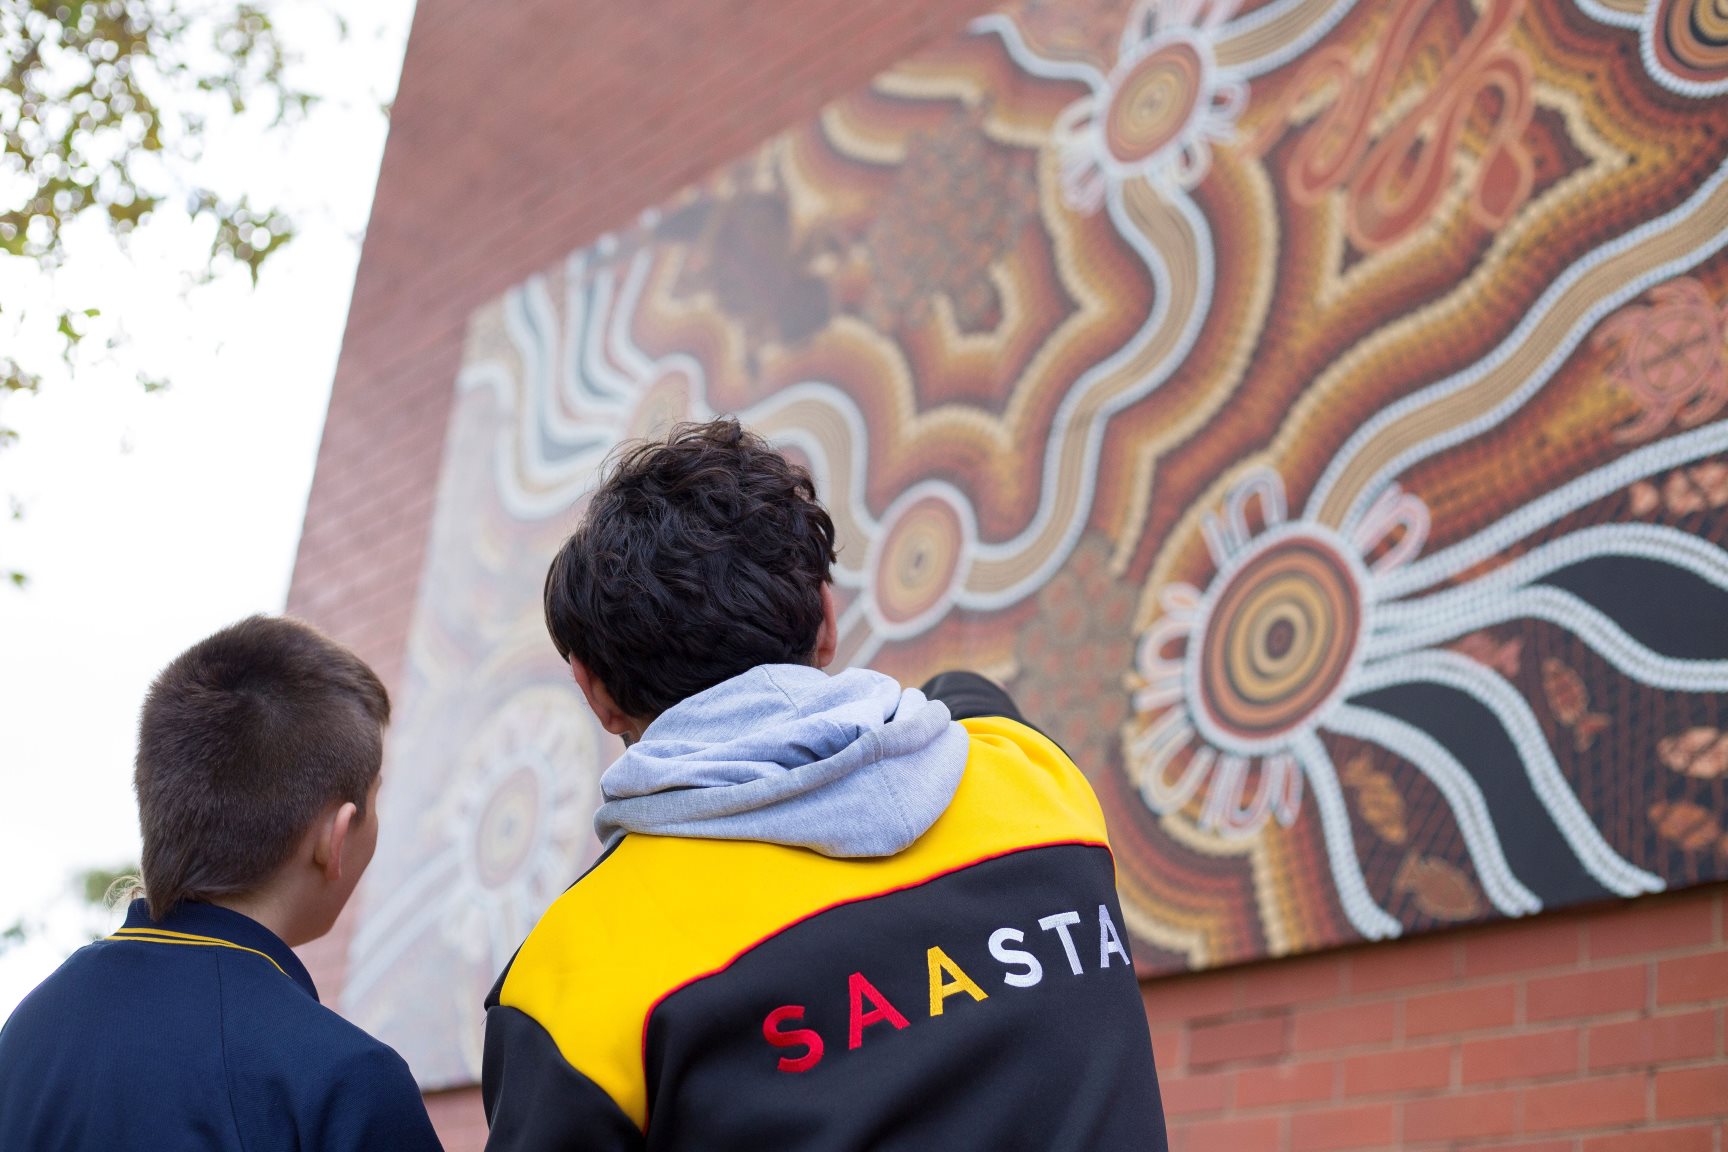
[{"x1": 762, "y1": 1004, "x2": 825, "y2": 1073}]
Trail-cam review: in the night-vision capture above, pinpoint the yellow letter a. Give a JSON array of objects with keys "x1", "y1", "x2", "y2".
[{"x1": 927, "y1": 946, "x2": 989, "y2": 1016}]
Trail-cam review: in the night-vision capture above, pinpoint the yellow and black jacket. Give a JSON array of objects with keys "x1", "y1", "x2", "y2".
[{"x1": 481, "y1": 674, "x2": 1167, "y2": 1151}]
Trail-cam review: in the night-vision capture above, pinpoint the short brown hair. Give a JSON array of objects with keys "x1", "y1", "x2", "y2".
[
  {"x1": 134, "y1": 615, "x2": 390, "y2": 920},
  {"x1": 543, "y1": 417, "x2": 837, "y2": 719}
]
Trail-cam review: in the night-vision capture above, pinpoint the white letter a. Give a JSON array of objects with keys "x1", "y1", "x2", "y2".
[{"x1": 1098, "y1": 904, "x2": 1130, "y2": 969}]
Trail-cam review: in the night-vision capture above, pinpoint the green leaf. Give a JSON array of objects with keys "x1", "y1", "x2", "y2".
[
  {"x1": 0, "y1": 919, "x2": 30, "y2": 956},
  {"x1": 1, "y1": 359, "x2": 42, "y2": 393}
]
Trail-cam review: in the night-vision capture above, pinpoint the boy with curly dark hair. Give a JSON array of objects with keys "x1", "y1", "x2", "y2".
[{"x1": 483, "y1": 418, "x2": 1166, "y2": 1151}]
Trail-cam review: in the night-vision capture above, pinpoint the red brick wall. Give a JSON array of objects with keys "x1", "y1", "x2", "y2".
[
  {"x1": 422, "y1": 1089, "x2": 489, "y2": 1152},
  {"x1": 1151, "y1": 886, "x2": 1727, "y2": 1152},
  {"x1": 289, "y1": 2, "x2": 1728, "y2": 1150}
]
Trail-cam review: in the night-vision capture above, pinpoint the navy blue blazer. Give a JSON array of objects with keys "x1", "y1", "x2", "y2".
[{"x1": 0, "y1": 899, "x2": 443, "y2": 1151}]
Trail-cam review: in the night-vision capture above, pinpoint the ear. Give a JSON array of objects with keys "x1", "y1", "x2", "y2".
[
  {"x1": 570, "y1": 658, "x2": 636, "y2": 737},
  {"x1": 311, "y1": 801, "x2": 358, "y2": 884},
  {"x1": 813, "y1": 582, "x2": 839, "y2": 669}
]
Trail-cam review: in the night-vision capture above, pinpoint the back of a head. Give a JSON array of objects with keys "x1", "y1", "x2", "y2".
[
  {"x1": 543, "y1": 417, "x2": 837, "y2": 719},
  {"x1": 133, "y1": 615, "x2": 390, "y2": 921}
]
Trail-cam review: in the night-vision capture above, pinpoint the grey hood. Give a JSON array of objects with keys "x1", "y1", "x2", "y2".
[{"x1": 593, "y1": 664, "x2": 969, "y2": 857}]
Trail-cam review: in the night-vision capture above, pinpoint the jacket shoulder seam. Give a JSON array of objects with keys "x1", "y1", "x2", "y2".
[{"x1": 213, "y1": 952, "x2": 251, "y2": 1152}]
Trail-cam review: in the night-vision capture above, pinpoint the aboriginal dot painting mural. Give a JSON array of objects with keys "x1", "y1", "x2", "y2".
[{"x1": 345, "y1": 0, "x2": 1728, "y2": 1085}]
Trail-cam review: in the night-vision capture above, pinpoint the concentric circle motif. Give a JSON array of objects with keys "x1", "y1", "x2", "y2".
[
  {"x1": 1659, "y1": 0, "x2": 1728, "y2": 83},
  {"x1": 452, "y1": 683, "x2": 596, "y2": 896},
  {"x1": 1104, "y1": 40, "x2": 1203, "y2": 165},
  {"x1": 871, "y1": 495, "x2": 966, "y2": 629},
  {"x1": 1195, "y1": 532, "x2": 1363, "y2": 745},
  {"x1": 474, "y1": 767, "x2": 541, "y2": 889}
]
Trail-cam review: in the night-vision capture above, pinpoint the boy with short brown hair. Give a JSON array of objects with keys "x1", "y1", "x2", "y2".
[{"x1": 0, "y1": 615, "x2": 442, "y2": 1151}]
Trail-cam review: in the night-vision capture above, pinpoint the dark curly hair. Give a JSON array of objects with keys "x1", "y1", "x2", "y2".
[{"x1": 544, "y1": 417, "x2": 838, "y2": 718}]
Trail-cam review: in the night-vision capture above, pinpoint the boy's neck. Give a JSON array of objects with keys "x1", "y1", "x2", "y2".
[{"x1": 210, "y1": 888, "x2": 317, "y2": 949}]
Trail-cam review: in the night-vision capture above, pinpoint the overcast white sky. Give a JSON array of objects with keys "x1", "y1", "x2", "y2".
[{"x1": 0, "y1": 1, "x2": 418, "y2": 1019}]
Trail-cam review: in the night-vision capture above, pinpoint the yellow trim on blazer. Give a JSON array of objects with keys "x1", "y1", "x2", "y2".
[{"x1": 107, "y1": 927, "x2": 291, "y2": 979}]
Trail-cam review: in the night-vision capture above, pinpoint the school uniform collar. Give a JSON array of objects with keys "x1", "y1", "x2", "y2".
[{"x1": 118, "y1": 899, "x2": 320, "y2": 1002}]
